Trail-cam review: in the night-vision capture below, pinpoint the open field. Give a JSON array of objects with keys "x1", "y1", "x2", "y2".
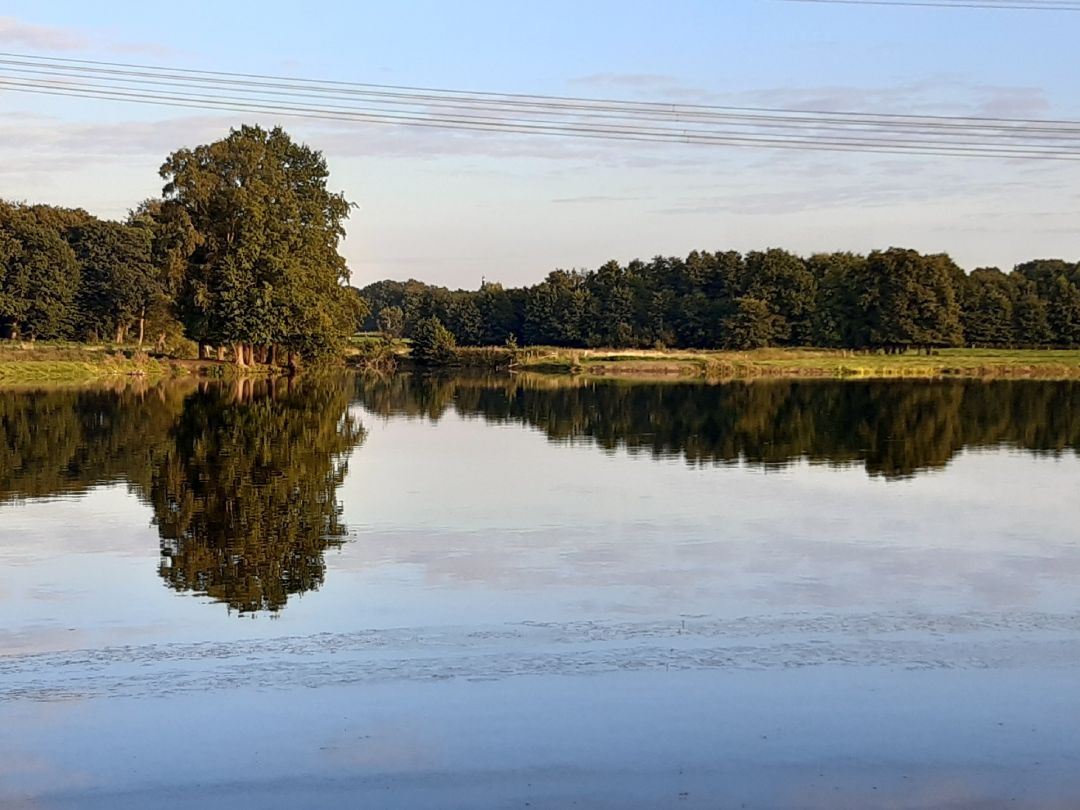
[{"x1": 506, "y1": 347, "x2": 1080, "y2": 380}]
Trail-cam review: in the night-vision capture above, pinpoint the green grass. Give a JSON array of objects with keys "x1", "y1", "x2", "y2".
[
  {"x1": 0, "y1": 341, "x2": 187, "y2": 384},
  {"x1": 510, "y1": 347, "x2": 1080, "y2": 380}
]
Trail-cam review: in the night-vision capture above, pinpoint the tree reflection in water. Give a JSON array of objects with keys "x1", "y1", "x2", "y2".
[
  {"x1": 355, "y1": 374, "x2": 1080, "y2": 480},
  {"x1": 2, "y1": 374, "x2": 1079, "y2": 611},
  {"x1": 152, "y1": 377, "x2": 363, "y2": 613},
  {"x1": 0, "y1": 376, "x2": 363, "y2": 613}
]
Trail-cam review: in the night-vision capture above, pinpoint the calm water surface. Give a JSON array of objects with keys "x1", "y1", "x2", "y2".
[{"x1": 1, "y1": 375, "x2": 1079, "y2": 809}]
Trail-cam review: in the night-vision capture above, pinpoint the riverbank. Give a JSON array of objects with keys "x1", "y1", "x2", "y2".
[
  {"x1": 11, "y1": 342, "x2": 1080, "y2": 384},
  {"x1": 500, "y1": 347, "x2": 1080, "y2": 380},
  {"x1": 0, "y1": 342, "x2": 275, "y2": 384}
]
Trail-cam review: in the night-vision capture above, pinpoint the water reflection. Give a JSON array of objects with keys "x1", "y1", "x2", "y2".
[
  {"x1": 152, "y1": 380, "x2": 363, "y2": 612},
  {"x1": 3, "y1": 374, "x2": 1079, "y2": 612},
  {"x1": 356, "y1": 374, "x2": 1080, "y2": 478},
  {"x1": 0, "y1": 377, "x2": 363, "y2": 613}
]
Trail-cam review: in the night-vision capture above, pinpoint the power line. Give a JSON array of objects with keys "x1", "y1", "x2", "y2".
[{"x1": 2, "y1": 52, "x2": 1080, "y2": 160}]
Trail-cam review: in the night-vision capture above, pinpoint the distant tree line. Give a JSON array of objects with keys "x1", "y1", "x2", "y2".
[
  {"x1": 360, "y1": 249, "x2": 1080, "y2": 351},
  {"x1": 0, "y1": 125, "x2": 361, "y2": 365}
]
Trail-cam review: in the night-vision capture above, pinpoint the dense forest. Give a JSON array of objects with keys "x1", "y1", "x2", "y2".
[
  {"x1": 0, "y1": 125, "x2": 361, "y2": 365},
  {"x1": 360, "y1": 250, "x2": 1080, "y2": 351}
]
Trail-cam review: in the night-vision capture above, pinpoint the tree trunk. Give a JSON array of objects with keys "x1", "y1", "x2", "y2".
[
  {"x1": 268, "y1": 344, "x2": 278, "y2": 366},
  {"x1": 245, "y1": 344, "x2": 255, "y2": 366},
  {"x1": 114, "y1": 324, "x2": 124, "y2": 344},
  {"x1": 287, "y1": 351, "x2": 298, "y2": 376},
  {"x1": 234, "y1": 343, "x2": 247, "y2": 367},
  {"x1": 216, "y1": 346, "x2": 226, "y2": 362},
  {"x1": 137, "y1": 310, "x2": 145, "y2": 347}
]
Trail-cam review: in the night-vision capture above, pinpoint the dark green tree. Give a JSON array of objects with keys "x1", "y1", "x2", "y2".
[
  {"x1": 1046, "y1": 275, "x2": 1080, "y2": 347},
  {"x1": 0, "y1": 201, "x2": 80, "y2": 340},
  {"x1": 67, "y1": 219, "x2": 157, "y2": 344},
  {"x1": 377, "y1": 305, "x2": 405, "y2": 339},
  {"x1": 740, "y1": 248, "x2": 817, "y2": 345},
  {"x1": 723, "y1": 296, "x2": 783, "y2": 349},
  {"x1": 411, "y1": 315, "x2": 457, "y2": 364},
  {"x1": 160, "y1": 125, "x2": 356, "y2": 365},
  {"x1": 857, "y1": 248, "x2": 962, "y2": 351},
  {"x1": 961, "y1": 268, "x2": 1016, "y2": 348}
]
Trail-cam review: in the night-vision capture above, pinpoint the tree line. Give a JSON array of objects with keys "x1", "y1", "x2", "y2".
[
  {"x1": 1, "y1": 125, "x2": 362, "y2": 365},
  {"x1": 360, "y1": 249, "x2": 1080, "y2": 351},
  {"x1": 5, "y1": 122, "x2": 1077, "y2": 357}
]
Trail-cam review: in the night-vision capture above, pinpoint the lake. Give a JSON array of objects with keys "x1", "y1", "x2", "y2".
[{"x1": 1, "y1": 374, "x2": 1079, "y2": 809}]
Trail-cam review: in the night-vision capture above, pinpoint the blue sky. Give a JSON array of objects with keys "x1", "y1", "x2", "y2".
[{"x1": 1, "y1": 0, "x2": 1078, "y2": 287}]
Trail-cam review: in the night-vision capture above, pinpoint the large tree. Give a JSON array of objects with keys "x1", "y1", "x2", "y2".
[
  {"x1": 67, "y1": 219, "x2": 157, "y2": 344},
  {"x1": 0, "y1": 201, "x2": 81, "y2": 340},
  {"x1": 159, "y1": 125, "x2": 357, "y2": 365},
  {"x1": 856, "y1": 248, "x2": 963, "y2": 351}
]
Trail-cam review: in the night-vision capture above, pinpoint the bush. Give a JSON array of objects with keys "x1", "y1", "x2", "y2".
[{"x1": 410, "y1": 316, "x2": 457, "y2": 365}]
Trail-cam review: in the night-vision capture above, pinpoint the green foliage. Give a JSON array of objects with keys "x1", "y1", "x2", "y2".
[
  {"x1": 853, "y1": 248, "x2": 963, "y2": 350},
  {"x1": 0, "y1": 201, "x2": 81, "y2": 340},
  {"x1": 741, "y1": 248, "x2": 817, "y2": 345},
  {"x1": 160, "y1": 124, "x2": 355, "y2": 360},
  {"x1": 377, "y1": 305, "x2": 405, "y2": 339},
  {"x1": 67, "y1": 219, "x2": 158, "y2": 343},
  {"x1": 5, "y1": 155, "x2": 1080, "y2": 357},
  {"x1": 361, "y1": 246, "x2": 1078, "y2": 352},
  {"x1": 410, "y1": 315, "x2": 457, "y2": 365},
  {"x1": 723, "y1": 297, "x2": 783, "y2": 349}
]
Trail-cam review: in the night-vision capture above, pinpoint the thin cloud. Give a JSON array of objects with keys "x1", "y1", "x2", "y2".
[
  {"x1": 0, "y1": 16, "x2": 174, "y2": 56},
  {"x1": 568, "y1": 72, "x2": 722, "y2": 104},
  {"x1": 0, "y1": 16, "x2": 85, "y2": 51},
  {"x1": 550, "y1": 194, "x2": 641, "y2": 204}
]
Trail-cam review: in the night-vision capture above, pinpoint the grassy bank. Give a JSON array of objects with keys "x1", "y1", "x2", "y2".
[
  {"x1": 506, "y1": 347, "x2": 1080, "y2": 380},
  {"x1": 0, "y1": 342, "x2": 205, "y2": 384}
]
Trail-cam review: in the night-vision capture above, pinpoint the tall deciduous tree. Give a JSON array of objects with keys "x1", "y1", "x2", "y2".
[{"x1": 159, "y1": 125, "x2": 356, "y2": 364}]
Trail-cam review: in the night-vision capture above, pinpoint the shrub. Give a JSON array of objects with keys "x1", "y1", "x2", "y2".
[{"x1": 410, "y1": 316, "x2": 457, "y2": 365}]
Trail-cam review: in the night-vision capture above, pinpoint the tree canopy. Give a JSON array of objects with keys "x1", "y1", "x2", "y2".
[
  {"x1": 1, "y1": 125, "x2": 358, "y2": 362},
  {"x1": 360, "y1": 249, "x2": 1080, "y2": 352},
  {"x1": 160, "y1": 125, "x2": 358, "y2": 363}
]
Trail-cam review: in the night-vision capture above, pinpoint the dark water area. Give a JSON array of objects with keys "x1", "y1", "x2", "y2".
[{"x1": 1, "y1": 374, "x2": 1079, "y2": 808}]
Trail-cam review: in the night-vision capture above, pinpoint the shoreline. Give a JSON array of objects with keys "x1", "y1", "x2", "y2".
[
  {"x1": 0, "y1": 343, "x2": 295, "y2": 385},
  {"x1": 463, "y1": 346, "x2": 1080, "y2": 381},
  {"x1": 6, "y1": 344, "x2": 1080, "y2": 385}
]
